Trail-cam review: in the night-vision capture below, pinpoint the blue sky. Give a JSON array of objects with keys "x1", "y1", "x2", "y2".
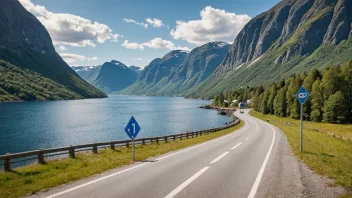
[{"x1": 21, "y1": 0, "x2": 281, "y2": 68}]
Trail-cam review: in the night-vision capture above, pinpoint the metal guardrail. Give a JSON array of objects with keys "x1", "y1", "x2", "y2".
[{"x1": 0, "y1": 119, "x2": 240, "y2": 171}]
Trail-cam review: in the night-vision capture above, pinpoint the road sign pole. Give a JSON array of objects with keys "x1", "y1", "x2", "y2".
[
  {"x1": 296, "y1": 85, "x2": 309, "y2": 153},
  {"x1": 125, "y1": 116, "x2": 140, "y2": 161},
  {"x1": 300, "y1": 103, "x2": 303, "y2": 153},
  {"x1": 132, "y1": 138, "x2": 135, "y2": 161}
]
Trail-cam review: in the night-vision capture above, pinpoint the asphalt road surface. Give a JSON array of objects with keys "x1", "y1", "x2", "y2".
[{"x1": 32, "y1": 109, "x2": 344, "y2": 198}]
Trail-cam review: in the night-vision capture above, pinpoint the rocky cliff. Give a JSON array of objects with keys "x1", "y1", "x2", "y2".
[
  {"x1": 188, "y1": 0, "x2": 352, "y2": 98},
  {"x1": 0, "y1": 0, "x2": 106, "y2": 99}
]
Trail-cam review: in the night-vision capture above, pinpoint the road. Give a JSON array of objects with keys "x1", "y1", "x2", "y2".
[{"x1": 32, "y1": 109, "x2": 344, "y2": 198}]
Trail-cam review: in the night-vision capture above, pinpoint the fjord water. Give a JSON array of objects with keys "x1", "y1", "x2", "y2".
[{"x1": 0, "y1": 96, "x2": 231, "y2": 155}]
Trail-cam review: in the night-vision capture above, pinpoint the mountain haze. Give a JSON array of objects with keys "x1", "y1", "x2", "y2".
[
  {"x1": 74, "y1": 61, "x2": 139, "y2": 94},
  {"x1": 119, "y1": 50, "x2": 189, "y2": 95}
]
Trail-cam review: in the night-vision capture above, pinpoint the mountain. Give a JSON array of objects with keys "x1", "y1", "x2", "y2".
[
  {"x1": 74, "y1": 60, "x2": 139, "y2": 94},
  {"x1": 120, "y1": 42, "x2": 230, "y2": 96},
  {"x1": 0, "y1": 60, "x2": 84, "y2": 102},
  {"x1": 129, "y1": 66, "x2": 142, "y2": 72},
  {"x1": 72, "y1": 65, "x2": 101, "y2": 81},
  {"x1": 155, "y1": 42, "x2": 230, "y2": 95},
  {"x1": 0, "y1": 0, "x2": 106, "y2": 100},
  {"x1": 187, "y1": 0, "x2": 352, "y2": 98},
  {"x1": 118, "y1": 50, "x2": 189, "y2": 95}
]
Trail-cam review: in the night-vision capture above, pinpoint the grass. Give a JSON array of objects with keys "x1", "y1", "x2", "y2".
[
  {"x1": 250, "y1": 111, "x2": 352, "y2": 196},
  {"x1": 0, "y1": 121, "x2": 243, "y2": 198}
]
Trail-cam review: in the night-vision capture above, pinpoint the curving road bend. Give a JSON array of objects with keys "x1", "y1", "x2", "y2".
[{"x1": 31, "y1": 109, "x2": 343, "y2": 198}]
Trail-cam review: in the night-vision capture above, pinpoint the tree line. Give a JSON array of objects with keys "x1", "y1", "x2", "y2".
[{"x1": 213, "y1": 61, "x2": 352, "y2": 123}]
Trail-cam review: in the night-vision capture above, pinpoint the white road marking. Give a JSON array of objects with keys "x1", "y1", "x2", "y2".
[
  {"x1": 209, "y1": 151, "x2": 229, "y2": 164},
  {"x1": 164, "y1": 167, "x2": 209, "y2": 198},
  {"x1": 46, "y1": 120, "x2": 248, "y2": 197},
  {"x1": 231, "y1": 142, "x2": 242, "y2": 150},
  {"x1": 246, "y1": 138, "x2": 250, "y2": 140},
  {"x1": 46, "y1": 163, "x2": 148, "y2": 198},
  {"x1": 247, "y1": 120, "x2": 276, "y2": 198},
  {"x1": 157, "y1": 121, "x2": 247, "y2": 161}
]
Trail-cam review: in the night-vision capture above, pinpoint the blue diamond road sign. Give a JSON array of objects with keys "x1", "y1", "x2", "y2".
[
  {"x1": 125, "y1": 116, "x2": 141, "y2": 140},
  {"x1": 296, "y1": 86, "x2": 310, "y2": 104}
]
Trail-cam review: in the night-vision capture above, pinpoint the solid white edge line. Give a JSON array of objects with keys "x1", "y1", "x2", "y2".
[
  {"x1": 47, "y1": 119, "x2": 248, "y2": 197},
  {"x1": 46, "y1": 163, "x2": 148, "y2": 198},
  {"x1": 247, "y1": 120, "x2": 276, "y2": 198},
  {"x1": 231, "y1": 142, "x2": 242, "y2": 150},
  {"x1": 209, "y1": 151, "x2": 229, "y2": 164},
  {"x1": 164, "y1": 167, "x2": 210, "y2": 198}
]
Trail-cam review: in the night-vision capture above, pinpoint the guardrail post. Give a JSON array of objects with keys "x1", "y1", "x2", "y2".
[
  {"x1": 156, "y1": 137, "x2": 159, "y2": 144},
  {"x1": 110, "y1": 141, "x2": 115, "y2": 150},
  {"x1": 173, "y1": 135, "x2": 176, "y2": 141},
  {"x1": 69, "y1": 146, "x2": 75, "y2": 158},
  {"x1": 126, "y1": 141, "x2": 130, "y2": 147},
  {"x1": 93, "y1": 143, "x2": 98, "y2": 154},
  {"x1": 38, "y1": 149, "x2": 45, "y2": 164},
  {"x1": 180, "y1": 134, "x2": 183, "y2": 140},
  {"x1": 4, "y1": 153, "x2": 11, "y2": 172},
  {"x1": 196, "y1": 132, "x2": 199, "y2": 137},
  {"x1": 164, "y1": 136, "x2": 168, "y2": 143},
  {"x1": 142, "y1": 138, "x2": 146, "y2": 145},
  {"x1": 187, "y1": 133, "x2": 189, "y2": 139}
]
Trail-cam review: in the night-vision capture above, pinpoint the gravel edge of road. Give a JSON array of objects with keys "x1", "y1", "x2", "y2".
[{"x1": 257, "y1": 124, "x2": 346, "y2": 198}]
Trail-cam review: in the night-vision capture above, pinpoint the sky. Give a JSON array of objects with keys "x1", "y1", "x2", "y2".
[{"x1": 19, "y1": 0, "x2": 281, "y2": 68}]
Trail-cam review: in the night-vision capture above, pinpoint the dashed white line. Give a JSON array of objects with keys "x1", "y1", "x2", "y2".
[
  {"x1": 164, "y1": 167, "x2": 210, "y2": 198},
  {"x1": 157, "y1": 121, "x2": 247, "y2": 161},
  {"x1": 247, "y1": 120, "x2": 276, "y2": 198},
  {"x1": 246, "y1": 138, "x2": 250, "y2": 140},
  {"x1": 209, "y1": 151, "x2": 229, "y2": 164},
  {"x1": 46, "y1": 119, "x2": 248, "y2": 198},
  {"x1": 231, "y1": 142, "x2": 242, "y2": 150}
]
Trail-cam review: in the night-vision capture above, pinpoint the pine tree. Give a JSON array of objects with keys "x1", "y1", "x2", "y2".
[
  {"x1": 260, "y1": 89, "x2": 270, "y2": 114},
  {"x1": 341, "y1": 61, "x2": 352, "y2": 119},
  {"x1": 267, "y1": 85, "x2": 277, "y2": 114},
  {"x1": 274, "y1": 87, "x2": 287, "y2": 117},
  {"x1": 286, "y1": 76, "x2": 301, "y2": 119},
  {"x1": 323, "y1": 91, "x2": 347, "y2": 123},
  {"x1": 302, "y1": 69, "x2": 321, "y2": 120},
  {"x1": 310, "y1": 79, "x2": 324, "y2": 122}
]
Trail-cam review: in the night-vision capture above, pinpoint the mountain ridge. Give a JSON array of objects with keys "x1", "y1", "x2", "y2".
[
  {"x1": 186, "y1": 0, "x2": 352, "y2": 98},
  {"x1": 0, "y1": 0, "x2": 107, "y2": 100}
]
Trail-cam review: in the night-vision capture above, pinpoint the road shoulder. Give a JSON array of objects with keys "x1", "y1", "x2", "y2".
[{"x1": 257, "y1": 124, "x2": 345, "y2": 198}]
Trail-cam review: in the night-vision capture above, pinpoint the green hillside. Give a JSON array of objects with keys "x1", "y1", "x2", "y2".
[{"x1": 0, "y1": 60, "x2": 83, "y2": 102}]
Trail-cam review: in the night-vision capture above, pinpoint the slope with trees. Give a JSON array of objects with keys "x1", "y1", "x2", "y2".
[{"x1": 213, "y1": 61, "x2": 352, "y2": 123}]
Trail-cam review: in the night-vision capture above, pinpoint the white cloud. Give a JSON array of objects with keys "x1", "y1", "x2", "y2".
[
  {"x1": 135, "y1": 57, "x2": 143, "y2": 61},
  {"x1": 122, "y1": 40, "x2": 144, "y2": 50},
  {"x1": 121, "y1": 38, "x2": 191, "y2": 51},
  {"x1": 59, "y1": 53, "x2": 98, "y2": 63},
  {"x1": 145, "y1": 18, "x2": 164, "y2": 28},
  {"x1": 89, "y1": 57, "x2": 98, "y2": 61},
  {"x1": 58, "y1": 45, "x2": 67, "y2": 51},
  {"x1": 123, "y1": 18, "x2": 148, "y2": 29},
  {"x1": 19, "y1": 0, "x2": 120, "y2": 48},
  {"x1": 170, "y1": 6, "x2": 251, "y2": 45}
]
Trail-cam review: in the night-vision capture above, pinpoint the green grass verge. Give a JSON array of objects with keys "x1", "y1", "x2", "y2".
[
  {"x1": 0, "y1": 121, "x2": 243, "y2": 198},
  {"x1": 250, "y1": 111, "x2": 352, "y2": 196}
]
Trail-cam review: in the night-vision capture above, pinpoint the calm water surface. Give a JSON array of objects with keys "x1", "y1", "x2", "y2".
[{"x1": 0, "y1": 96, "x2": 231, "y2": 155}]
